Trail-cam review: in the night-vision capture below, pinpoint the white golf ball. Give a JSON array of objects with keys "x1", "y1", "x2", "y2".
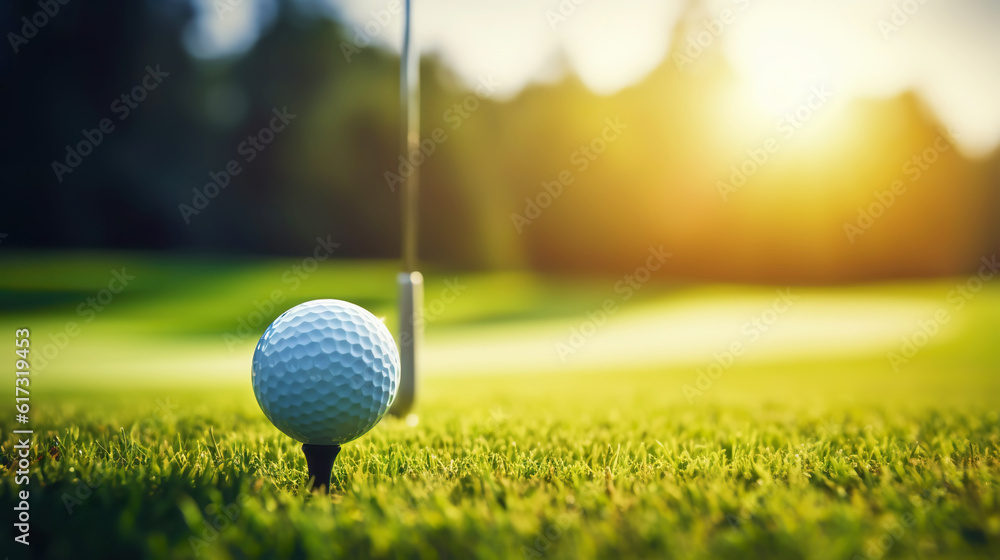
[{"x1": 251, "y1": 299, "x2": 399, "y2": 445}]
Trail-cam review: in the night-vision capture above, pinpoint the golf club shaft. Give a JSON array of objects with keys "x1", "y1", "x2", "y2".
[
  {"x1": 392, "y1": 0, "x2": 420, "y2": 416},
  {"x1": 401, "y1": 0, "x2": 419, "y2": 273}
]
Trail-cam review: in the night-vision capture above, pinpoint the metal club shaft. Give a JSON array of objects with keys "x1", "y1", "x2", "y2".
[{"x1": 392, "y1": 0, "x2": 421, "y2": 417}]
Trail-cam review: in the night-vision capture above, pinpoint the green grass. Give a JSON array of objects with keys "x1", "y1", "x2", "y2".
[
  {"x1": 1, "y1": 253, "x2": 999, "y2": 559},
  {"x1": 4, "y1": 382, "x2": 1000, "y2": 559}
]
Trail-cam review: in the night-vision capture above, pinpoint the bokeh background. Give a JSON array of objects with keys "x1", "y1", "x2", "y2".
[
  {"x1": 4, "y1": 0, "x2": 1000, "y2": 277},
  {"x1": 4, "y1": 4, "x2": 1000, "y2": 556},
  {"x1": 1, "y1": 0, "x2": 999, "y2": 393}
]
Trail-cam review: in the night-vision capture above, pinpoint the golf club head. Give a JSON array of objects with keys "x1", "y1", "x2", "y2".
[{"x1": 391, "y1": 271, "x2": 422, "y2": 416}]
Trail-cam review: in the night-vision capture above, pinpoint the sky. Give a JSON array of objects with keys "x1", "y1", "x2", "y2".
[{"x1": 184, "y1": 0, "x2": 1000, "y2": 157}]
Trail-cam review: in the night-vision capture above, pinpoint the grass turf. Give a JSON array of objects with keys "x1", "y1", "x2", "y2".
[
  {"x1": 1, "y1": 254, "x2": 999, "y2": 558},
  {"x1": 3, "y1": 381, "x2": 999, "y2": 559}
]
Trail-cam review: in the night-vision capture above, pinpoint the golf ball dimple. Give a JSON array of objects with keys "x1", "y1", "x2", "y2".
[{"x1": 251, "y1": 299, "x2": 399, "y2": 445}]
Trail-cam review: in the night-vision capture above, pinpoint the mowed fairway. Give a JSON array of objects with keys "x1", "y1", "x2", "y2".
[{"x1": 1, "y1": 255, "x2": 999, "y2": 559}]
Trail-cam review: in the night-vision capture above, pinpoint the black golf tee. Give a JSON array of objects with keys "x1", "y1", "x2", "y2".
[{"x1": 301, "y1": 443, "x2": 341, "y2": 493}]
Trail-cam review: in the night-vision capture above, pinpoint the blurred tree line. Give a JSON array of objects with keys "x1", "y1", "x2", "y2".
[{"x1": 2, "y1": 0, "x2": 998, "y2": 282}]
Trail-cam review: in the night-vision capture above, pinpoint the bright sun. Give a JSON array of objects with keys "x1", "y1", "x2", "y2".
[{"x1": 715, "y1": 26, "x2": 856, "y2": 157}]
